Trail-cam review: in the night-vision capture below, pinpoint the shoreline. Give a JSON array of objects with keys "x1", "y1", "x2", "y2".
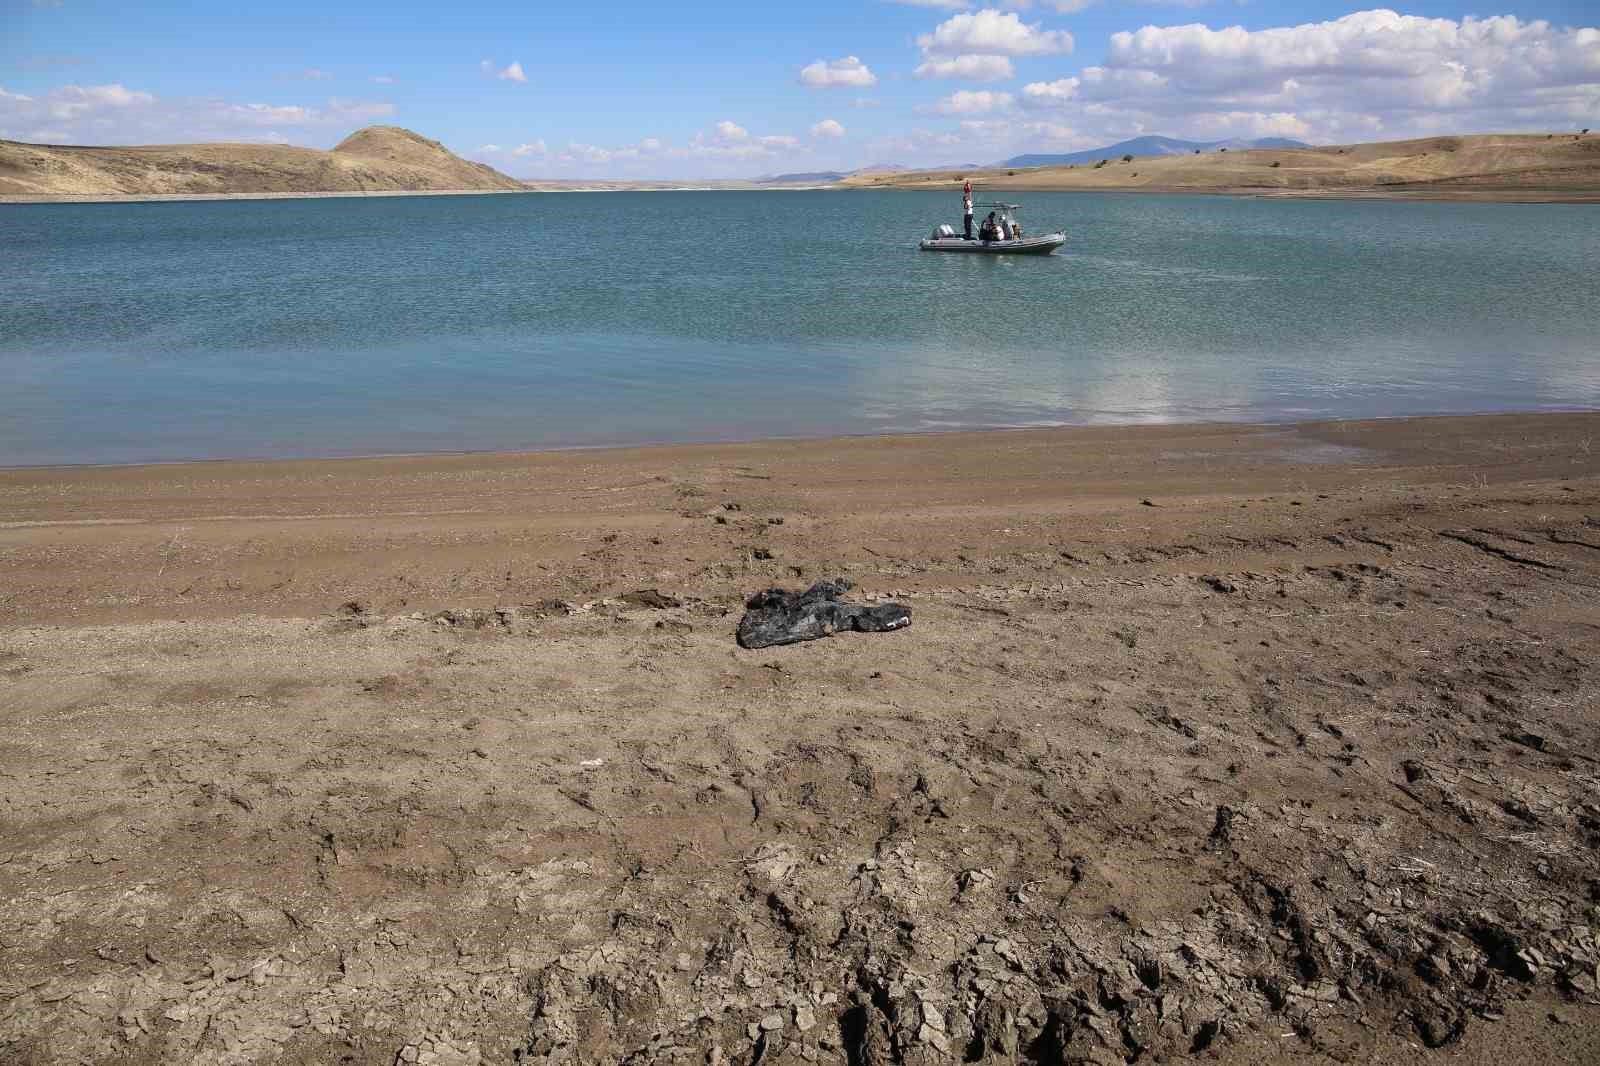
[
  {"x1": 6, "y1": 182, "x2": 1599, "y2": 205},
  {"x1": 3, "y1": 409, "x2": 1598, "y2": 1064},
  {"x1": 6, "y1": 406, "x2": 1600, "y2": 474}
]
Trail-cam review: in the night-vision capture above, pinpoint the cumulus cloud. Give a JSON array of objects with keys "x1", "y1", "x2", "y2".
[
  {"x1": 918, "y1": 10, "x2": 1074, "y2": 57},
  {"x1": 0, "y1": 82, "x2": 395, "y2": 144},
  {"x1": 798, "y1": 56, "x2": 877, "y2": 88},
  {"x1": 1015, "y1": 9, "x2": 1600, "y2": 146},
  {"x1": 914, "y1": 54, "x2": 1015, "y2": 82},
  {"x1": 811, "y1": 118, "x2": 846, "y2": 138},
  {"x1": 929, "y1": 90, "x2": 1015, "y2": 115},
  {"x1": 480, "y1": 59, "x2": 527, "y2": 83}
]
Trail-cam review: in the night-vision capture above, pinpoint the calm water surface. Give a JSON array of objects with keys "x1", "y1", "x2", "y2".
[{"x1": 3, "y1": 190, "x2": 1598, "y2": 465}]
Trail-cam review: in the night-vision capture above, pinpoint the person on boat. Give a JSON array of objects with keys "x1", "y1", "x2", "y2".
[
  {"x1": 980, "y1": 211, "x2": 998, "y2": 241},
  {"x1": 962, "y1": 180, "x2": 973, "y2": 240},
  {"x1": 997, "y1": 215, "x2": 1012, "y2": 240}
]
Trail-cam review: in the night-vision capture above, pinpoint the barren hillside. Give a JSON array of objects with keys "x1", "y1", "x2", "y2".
[
  {"x1": 844, "y1": 132, "x2": 1600, "y2": 202},
  {"x1": 0, "y1": 125, "x2": 525, "y2": 197}
]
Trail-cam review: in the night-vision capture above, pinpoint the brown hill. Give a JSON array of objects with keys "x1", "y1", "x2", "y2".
[
  {"x1": 843, "y1": 132, "x2": 1600, "y2": 202},
  {"x1": 0, "y1": 125, "x2": 525, "y2": 197}
]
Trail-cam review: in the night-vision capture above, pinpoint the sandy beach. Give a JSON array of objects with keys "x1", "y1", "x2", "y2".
[{"x1": 3, "y1": 413, "x2": 1599, "y2": 1065}]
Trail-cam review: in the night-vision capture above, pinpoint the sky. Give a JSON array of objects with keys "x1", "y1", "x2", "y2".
[{"x1": 2, "y1": 1, "x2": 1597, "y2": 178}]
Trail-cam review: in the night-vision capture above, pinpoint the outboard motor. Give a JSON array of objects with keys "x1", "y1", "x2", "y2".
[{"x1": 933, "y1": 224, "x2": 956, "y2": 239}]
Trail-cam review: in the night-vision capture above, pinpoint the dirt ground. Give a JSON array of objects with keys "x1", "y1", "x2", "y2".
[{"x1": 2, "y1": 414, "x2": 1598, "y2": 1066}]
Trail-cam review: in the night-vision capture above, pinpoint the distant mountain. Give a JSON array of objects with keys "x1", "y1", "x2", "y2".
[
  {"x1": 995, "y1": 135, "x2": 1311, "y2": 169},
  {"x1": 753, "y1": 171, "x2": 847, "y2": 185},
  {"x1": 847, "y1": 162, "x2": 910, "y2": 175}
]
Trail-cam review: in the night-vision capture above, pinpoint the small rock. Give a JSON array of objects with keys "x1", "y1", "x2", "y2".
[
  {"x1": 760, "y1": 1012, "x2": 785, "y2": 1032},
  {"x1": 794, "y1": 1006, "x2": 816, "y2": 1032},
  {"x1": 620, "y1": 589, "x2": 681, "y2": 610}
]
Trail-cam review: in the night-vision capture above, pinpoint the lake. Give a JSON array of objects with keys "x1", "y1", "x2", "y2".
[{"x1": 2, "y1": 189, "x2": 1598, "y2": 466}]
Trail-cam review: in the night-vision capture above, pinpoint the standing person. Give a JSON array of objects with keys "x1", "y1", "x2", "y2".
[{"x1": 962, "y1": 179, "x2": 973, "y2": 240}]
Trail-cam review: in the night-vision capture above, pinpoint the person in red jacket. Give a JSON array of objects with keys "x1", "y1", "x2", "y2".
[{"x1": 962, "y1": 179, "x2": 973, "y2": 240}]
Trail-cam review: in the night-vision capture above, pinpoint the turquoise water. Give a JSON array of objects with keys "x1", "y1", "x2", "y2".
[{"x1": 2, "y1": 190, "x2": 1598, "y2": 466}]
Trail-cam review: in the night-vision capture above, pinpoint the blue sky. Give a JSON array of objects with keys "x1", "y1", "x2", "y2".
[{"x1": 3, "y1": 1, "x2": 1597, "y2": 177}]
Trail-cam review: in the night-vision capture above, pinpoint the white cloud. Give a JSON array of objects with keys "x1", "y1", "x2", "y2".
[
  {"x1": 930, "y1": 89, "x2": 1015, "y2": 115},
  {"x1": 712, "y1": 120, "x2": 748, "y2": 142},
  {"x1": 798, "y1": 56, "x2": 878, "y2": 88},
  {"x1": 811, "y1": 118, "x2": 846, "y2": 138},
  {"x1": 918, "y1": 10, "x2": 1074, "y2": 57},
  {"x1": 512, "y1": 140, "x2": 546, "y2": 156},
  {"x1": 480, "y1": 59, "x2": 527, "y2": 83},
  {"x1": 914, "y1": 54, "x2": 1015, "y2": 82},
  {"x1": 0, "y1": 82, "x2": 395, "y2": 145},
  {"x1": 1020, "y1": 77, "x2": 1078, "y2": 105},
  {"x1": 1013, "y1": 9, "x2": 1600, "y2": 146}
]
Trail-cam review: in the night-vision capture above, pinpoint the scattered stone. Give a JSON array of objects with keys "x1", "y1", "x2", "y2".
[
  {"x1": 620, "y1": 589, "x2": 681, "y2": 610},
  {"x1": 1201, "y1": 576, "x2": 1237, "y2": 594}
]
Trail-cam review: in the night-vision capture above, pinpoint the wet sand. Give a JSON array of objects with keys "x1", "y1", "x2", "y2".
[{"x1": 2, "y1": 413, "x2": 1599, "y2": 1065}]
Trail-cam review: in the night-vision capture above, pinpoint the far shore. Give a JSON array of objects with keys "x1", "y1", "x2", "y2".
[{"x1": 5, "y1": 181, "x2": 1598, "y2": 205}]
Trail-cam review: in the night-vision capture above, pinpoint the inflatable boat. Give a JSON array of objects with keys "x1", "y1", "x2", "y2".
[{"x1": 919, "y1": 202, "x2": 1065, "y2": 255}]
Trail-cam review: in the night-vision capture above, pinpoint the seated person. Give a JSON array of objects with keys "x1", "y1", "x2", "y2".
[{"x1": 980, "y1": 212, "x2": 998, "y2": 240}]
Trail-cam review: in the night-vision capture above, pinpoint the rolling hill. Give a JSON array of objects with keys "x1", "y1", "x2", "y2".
[
  {"x1": 0, "y1": 126, "x2": 526, "y2": 197},
  {"x1": 842, "y1": 132, "x2": 1600, "y2": 202},
  {"x1": 996, "y1": 136, "x2": 1310, "y2": 169}
]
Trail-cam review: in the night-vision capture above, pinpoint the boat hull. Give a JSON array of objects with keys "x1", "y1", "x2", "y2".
[{"x1": 919, "y1": 232, "x2": 1066, "y2": 255}]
